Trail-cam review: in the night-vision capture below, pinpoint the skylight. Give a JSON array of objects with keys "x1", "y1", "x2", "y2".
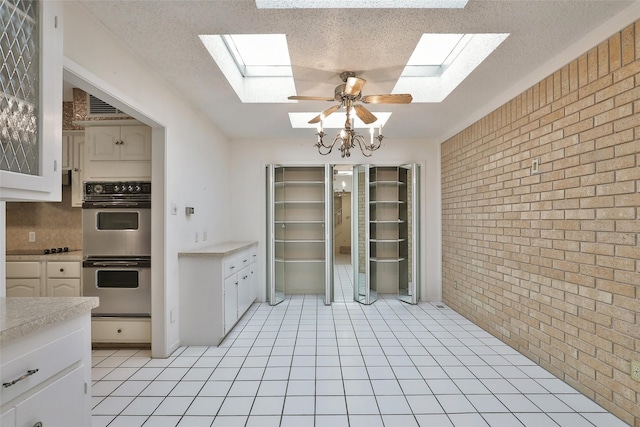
[
  {"x1": 256, "y1": 0, "x2": 468, "y2": 8},
  {"x1": 199, "y1": 34, "x2": 295, "y2": 103},
  {"x1": 394, "y1": 33, "x2": 509, "y2": 102},
  {"x1": 221, "y1": 34, "x2": 293, "y2": 77}
]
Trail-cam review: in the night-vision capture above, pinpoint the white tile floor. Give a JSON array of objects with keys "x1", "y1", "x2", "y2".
[{"x1": 91, "y1": 259, "x2": 628, "y2": 427}]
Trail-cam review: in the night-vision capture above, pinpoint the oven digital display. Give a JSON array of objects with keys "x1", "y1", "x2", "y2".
[
  {"x1": 96, "y1": 270, "x2": 140, "y2": 288},
  {"x1": 96, "y1": 212, "x2": 139, "y2": 230}
]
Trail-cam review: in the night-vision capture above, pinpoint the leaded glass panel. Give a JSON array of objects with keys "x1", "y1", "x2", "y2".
[{"x1": 0, "y1": 0, "x2": 39, "y2": 175}]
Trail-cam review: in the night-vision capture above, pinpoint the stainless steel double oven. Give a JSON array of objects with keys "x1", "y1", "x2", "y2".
[{"x1": 82, "y1": 182, "x2": 151, "y2": 317}]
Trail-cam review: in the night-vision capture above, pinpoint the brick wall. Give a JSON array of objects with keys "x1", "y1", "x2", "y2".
[{"x1": 441, "y1": 22, "x2": 640, "y2": 426}]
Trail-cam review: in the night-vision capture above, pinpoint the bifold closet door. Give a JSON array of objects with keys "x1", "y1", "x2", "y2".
[
  {"x1": 267, "y1": 164, "x2": 333, "y2": 306},
  {"x1": 352, "y1": 164, "x2": 420, "y2": 305},
  {"x1": 352, "y1": 165, "x2": 376, "y2": 305}
]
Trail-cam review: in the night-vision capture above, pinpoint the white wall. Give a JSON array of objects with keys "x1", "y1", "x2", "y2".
[
  {"x1": 63, "y1": 3, "x2": 232, "y2": 357},
  {"x1": 228, "y1": 137, "x2": 443, "y2": 302}
]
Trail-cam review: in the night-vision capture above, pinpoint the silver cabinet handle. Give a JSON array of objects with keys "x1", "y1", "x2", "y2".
[{"x1": 2, "y1": 369, "x2": 39, "y2": 388}]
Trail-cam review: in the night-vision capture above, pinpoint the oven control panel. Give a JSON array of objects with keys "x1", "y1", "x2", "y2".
[{"x1": 85, "y1": 181, "x2": 151, "y2": 198}]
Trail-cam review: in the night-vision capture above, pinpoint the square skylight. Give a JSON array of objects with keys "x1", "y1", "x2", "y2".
[
  {"x1": 200, "y1": 34, "x2": 295, "y2": 103},
  {"x1": 256, "y1": 0, "x2": 468, "y2": 8},
  {"x1": 394, "y1": 33, "x2": 509, "y2": 102}
]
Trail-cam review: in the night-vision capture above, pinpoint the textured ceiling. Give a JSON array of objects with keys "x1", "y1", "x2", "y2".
[{"x1": 73, "y1": 0, "x2": 639, "y2": 141}]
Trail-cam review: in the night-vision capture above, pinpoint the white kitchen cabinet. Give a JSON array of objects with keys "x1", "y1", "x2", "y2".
[
  {"x1": 62, "y1": 134, "x2": 73, "y2": 170},
  {"x1": 62, "y1": 130, "x2": 85, "y2": 208},
  {"x1": 0, "y1": 1, "x2": 63, "y2": 202},
  {"x1": 5, "y1": 262, "x2": 42, "y2": 298},
  {"x1": 0, "y1": 408, "x2": 15, "y2": 427},
  {"x1": 45, "y1": 261, "x2": 81, "y2": 297},
  {"x1": 0, "y1": 298, "x2": 95, "y2": 427},
  {"x1": 91, "y1": 317, "x2": 151, "y2": 344},
  {"x1": 179, "y1": 241, "x2": 259, "y2": 346},
  {"x1": 15, "y1": 366, "x2": 85, "y2": 427},
  {"x1": 87, "y1": 125, "x2": 151, "y2": 161},
  {"x1": 83, "y1": 124, "x2": 152, "y2": 181},
  {"x1": 6, "y1": 260, "x2": 81, "y2": 298}
]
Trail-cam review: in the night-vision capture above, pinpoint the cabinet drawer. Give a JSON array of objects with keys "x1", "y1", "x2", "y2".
[
  {"x1": 249, "y1": 246, "x2": 258, "y2": 264},
  {"x1": 6, "y1": 262, "x2": 40, "y2": 278},
  {"x1": 237, "y1": 250, "x2": 252, "y2": 270},
  {"x1": 223, "y1": 257, "x2": 239, "y2": 278},
  {"x1": 47, "y1": 261, "x2": 81, "y2": 278},
  {"x1": 91, "y1": 318, "x2": 151, "y2": 343},
  {"x1": 0, "y1": 328, "x2": 83, "y2": 405}
]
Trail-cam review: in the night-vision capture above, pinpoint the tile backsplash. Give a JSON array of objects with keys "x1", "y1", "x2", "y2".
[{"x1": 5, "y1": 185, "x2": 82, "y2": 252}]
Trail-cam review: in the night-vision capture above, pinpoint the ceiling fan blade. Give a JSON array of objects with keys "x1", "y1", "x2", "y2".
[
  {"x1": 308, "y1": 104, "x2": 341, "y2": 124},
  {"x1": 361, "y1": 94, "x2": 413, "y2": 104},
  {"x1": 344, "y1": 77, "x2": 366, "y2": 96},
  {"x1": 288, "y1": 95, "x2": 335, "y2": 101},
  {"x1": 353, "y1": 105, "x2": 378, "y2": 125}
]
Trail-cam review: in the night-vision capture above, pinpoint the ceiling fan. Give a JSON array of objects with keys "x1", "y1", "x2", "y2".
[{"x1": 288, "y1": 71, "x2": 413, "y2": 126}]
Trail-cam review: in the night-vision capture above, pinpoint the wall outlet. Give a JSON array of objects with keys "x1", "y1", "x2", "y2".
[
  {"x1": 28, "y1": 231, "x2": 36, "y2": 242},
  {"x1": 170, "y1": 308, "x2": 176, "y2": 324},
  {"x1": 170, "y1": 203, "x2": 178, "y2": 215},
  {"x1": 203, "y1": 231, "x2": 208, "y2": 241},
  {"x1": 454, "y1": 280, "x2": 458, "y2": 289},
  {"x1": 195, "y1": 232, "x2": 199, "y2": 243},
  {"x1": 631, "y1": 360, "x2": 640, "y2": 382},
  {"x1": 531, "y1": 158, "x2": 540, "y2": 174}
]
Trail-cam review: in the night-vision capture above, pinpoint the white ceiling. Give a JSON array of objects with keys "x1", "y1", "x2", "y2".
[{"x1": 73, "y1": 0, "x2": 640, "y2": 142}]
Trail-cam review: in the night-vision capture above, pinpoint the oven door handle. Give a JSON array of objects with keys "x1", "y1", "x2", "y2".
[
  {"x1": 84, "y1": 202, "x2": 148, "y2": 209},
  {"x1": 93, "y1": 262, "x2": 140, "y2": 267}
]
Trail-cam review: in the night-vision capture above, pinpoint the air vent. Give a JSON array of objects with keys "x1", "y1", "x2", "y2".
[{"x1": 87, "y1": 94, "x2": 128, "y2": 117}]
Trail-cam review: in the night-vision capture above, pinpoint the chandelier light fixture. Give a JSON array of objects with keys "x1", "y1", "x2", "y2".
[
  {"x1": 288, "y1": 71, "x2": 412, "y2": 158},
  {"x1": 315, "y1": 102, "x2": 384, "y2": 158}
]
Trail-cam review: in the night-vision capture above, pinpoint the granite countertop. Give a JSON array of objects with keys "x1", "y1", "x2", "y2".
[
  {"x1": 178, "y1": 241, "x2": 257, "y2": 258},
  {"x1": 6, "y1": 250, "x2": 83, "y2": 262},
  {"x1": 0, "y1": 297, "x2": 99, "y2": 344}
]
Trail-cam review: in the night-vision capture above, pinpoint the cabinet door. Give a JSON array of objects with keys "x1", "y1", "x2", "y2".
[
  {"x1": 120, "y1": 126, "x2": 152, "y2": 161},
  {"x1": 6, "y1": 279, "x2": 41, "y2": 297},
  {"x1": 71, "y1": 135, "x2": 85, "y2": 208},
  {"x1": 224, "y1": 275, "x2": 238, "y2": 335},
  {"x1": 237, "y1": 266, "x2": 252, "y2": 318},
  {"x1": 15, "y1": 366, "x2": 85, "y2": 427},
  {"x1": 87, "y1": 126, "x2": 121, "y2": 161},
  {"x1": 45, "y1": 279, "x2": 81, "y2": 297},
  {"x1": 0, "y1": 407, "x2": 15, "y2": 427},
  {"x1": 61, "y1": 134, "x2": 73, "y2": 170}
]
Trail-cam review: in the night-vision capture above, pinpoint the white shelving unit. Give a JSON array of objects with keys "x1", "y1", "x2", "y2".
[
  {"x1": 353, "y1": 164, "x2": 420, "y2": 305},
  {"x1": 267, "y1": 165, "x2": 333, "y2": 305}
]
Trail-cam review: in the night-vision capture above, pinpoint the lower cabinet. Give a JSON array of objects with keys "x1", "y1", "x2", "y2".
[
  {"x1": 0, "y1": 310, "x2": 93, "y2": 427},
  {"x1": 91, "y1": 317, "x2": 151, "y2": 344},
  {"x1": 15, "y1": 366, "x2": 85, "y2": 427},
  {"x1": 6, "y1": 260, "x2": 81, "y2": 298},
  {"x1": 179, "y1": 241, "x2": 258, "y2": 346}
]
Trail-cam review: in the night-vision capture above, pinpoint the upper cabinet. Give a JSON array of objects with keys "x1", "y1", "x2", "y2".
[
  {"x1": 87, "y1": 125, "x2": 151, "y2": 162},
  {"x1": 83, "y1": 124, "x2": 152, "y2": 181},
  {"x1": 0, "y1": 1, "x2": 63, "y2": 201}
]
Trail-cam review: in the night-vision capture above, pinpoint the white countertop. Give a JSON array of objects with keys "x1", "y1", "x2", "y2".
[
  {"x1": 0, "y1": 297, "x2": 99, "y2": 344},
  {"x1": 6, "y1": 250, "x2": 84, "y2": 262},
  {"x1": 178, "y1": 241, "x2": 258, "y2": 258}
]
